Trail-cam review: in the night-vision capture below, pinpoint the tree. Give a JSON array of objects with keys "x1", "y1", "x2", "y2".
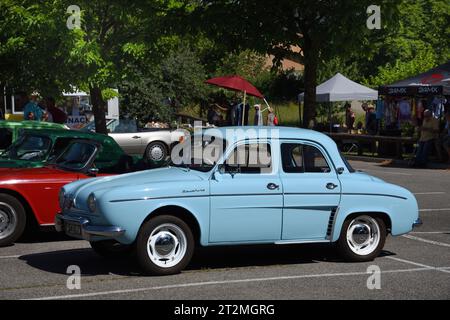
[
  {"x1": 0, "y1": 0, "x2": 79, "y2": 96},
  {"x1": 119, "y1": 46, "x2": 208, "y2": 124},
  {"x1": 1, "y1": 0, "x2": 182, "y2": 133},
  {"x1": 192, "y1": 0, "x2": 400, "y2": 127}
]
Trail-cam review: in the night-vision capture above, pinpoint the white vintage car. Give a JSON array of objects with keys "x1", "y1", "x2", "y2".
[{"x1": 82, "y1": 119, "x2": 187, "y2": 162}]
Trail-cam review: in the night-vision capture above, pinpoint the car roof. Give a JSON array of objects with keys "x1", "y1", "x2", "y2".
[
  {"x1": 203, "y1": 126, "x2": 334, "y2": 144},
  {"x1": 0, "y1": 120, "x2": 67, "y2": 130},
  {"x1": 20, "y1": 128, "x2": 111, "y2": 142}
]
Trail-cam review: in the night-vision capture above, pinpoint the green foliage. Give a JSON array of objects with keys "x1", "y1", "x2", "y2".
[{"x1": 119, "y1": 46, "x2": 207, "y2": 123}]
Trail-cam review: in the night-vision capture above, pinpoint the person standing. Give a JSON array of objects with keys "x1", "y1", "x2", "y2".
[
  {"x1": 254, "y1": 104, "x2": 263, "y2": 126},
  {"x1": 345, "y1": 103, "x2": 355, "y2": 133},
  {"x1": 267, "y1": 107, "x2": 278, "y2": 126},
  {"x1": 443, "y1": 112, "x2": 450, "y2": 164},
  {"x1": 17, "y1": 92, "x2": 43, "y2": 121},
  {"x1": 44, "y1": 97, "x2": 67, "y2": 124},
  {"x1": 413, "y1": 109, "x2": 440, "y2": 167}
]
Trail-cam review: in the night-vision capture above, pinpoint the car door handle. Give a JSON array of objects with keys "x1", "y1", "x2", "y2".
[
  {"x1": 326, "y1": 183, "x2": 338, "y2": 190},
  {"x1": 132, "y1": 136, "x2": 141, "y2": 139},
  {"x1": 267, "y1": 183, "x2": 280, "y2": 190}
]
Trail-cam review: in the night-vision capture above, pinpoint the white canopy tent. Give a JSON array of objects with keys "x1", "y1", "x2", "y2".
[
  {"x1": 298, "y1": 73, "x2": 378, "y2": 132},
  {"x1": 298, "y1": 73, "x2": 378, "y2": 102}
]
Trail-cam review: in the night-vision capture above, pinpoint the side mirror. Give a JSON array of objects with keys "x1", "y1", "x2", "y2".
[
  {"x1": 337, "y1": 167, "x2": 345, "y2": 175},
  {"x1": 88, "y1": 167, "x2": 99, "y2": 176}
]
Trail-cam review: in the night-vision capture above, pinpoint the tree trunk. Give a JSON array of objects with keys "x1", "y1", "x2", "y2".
[
  {"x1": 301, "y1": 40, "x2": 319, "y2": 129},
  {"x1": 90, "y1": 86, "x2": 107, "y2": 134}
]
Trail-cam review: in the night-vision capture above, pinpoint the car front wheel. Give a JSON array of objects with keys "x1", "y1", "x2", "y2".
[
  {"x1": 136, "y1": 215, "x2": 194, "y2": 276},
  {"x1": 0, "y1": 194, "x2": 27, "y2": 247},
  {"x1": 337, "y1": 215, "x2": 386, "y2": 262}
]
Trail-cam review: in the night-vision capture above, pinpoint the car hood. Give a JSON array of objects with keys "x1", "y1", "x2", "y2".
[
  {"x1": 0, "y1": 166, "x2": 75, "y2": 184},
  {"x1": 66, "y1": 166, "x2": 208, "y2": 202}
]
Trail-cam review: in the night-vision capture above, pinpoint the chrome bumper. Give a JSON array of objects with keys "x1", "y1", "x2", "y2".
[
  {"x1": 55, "y1": 214, "x2": 125, "y2": 241},
  {"x1": 412, "y1": 218, "x2": 423, "y2": 228}
]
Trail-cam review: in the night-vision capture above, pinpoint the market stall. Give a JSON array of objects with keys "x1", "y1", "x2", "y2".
[
  {"x1": 376, "y1": 61, "x2": 450, "y2": 157},
  {"x1": 378, "y1": 61, "x2": 450, "y2": 134}
]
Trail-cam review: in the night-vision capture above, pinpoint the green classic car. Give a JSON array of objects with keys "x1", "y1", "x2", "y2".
[
  {"x1": 0, "y1": 120, "x2": 68, "y2": 152},
  {"x1": 0, "y1": 128, "x2": 132, "y2": 169}
]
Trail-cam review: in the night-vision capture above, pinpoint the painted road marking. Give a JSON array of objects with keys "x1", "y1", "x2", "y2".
[
  {"x1": 401, "y1": 234, "x2": 450, "y2": 248},
  {"x1": 410, "y1": 231, "x2": 450, "y2": 234},
  {"x1": 414, "y1": 192, "x2": 446, "y2": 195},
  {"x1": 26, "y1": 267, "x2": 447, "y2": 300},
  {"x1": 0, "y1": 255, "x2": 21, "y2": 259},
  {"x1": 419, "y1": 208, "x2": 450, "y2": 212},
  {"x1": 386, "y1": 256, "x2": 450, "y2": 274}
]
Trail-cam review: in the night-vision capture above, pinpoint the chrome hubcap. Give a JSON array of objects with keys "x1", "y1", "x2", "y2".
[
  {"x1": 147, "y1": 223, "x2": 187, "y2": 268},
  {"x1": 0, "y1": 202, "x2": 17, "y2": 240},
  {"x1": 149, "y1": 145, "x2": 164, "y2": 161},
  {"x1": 346, "y1": 216, "x2": 380, "y2": 256}
]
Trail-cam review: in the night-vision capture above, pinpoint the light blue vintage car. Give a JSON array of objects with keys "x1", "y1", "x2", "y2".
[{"x1": 56, "y1": 127, "x2": 422, "y2": 275}]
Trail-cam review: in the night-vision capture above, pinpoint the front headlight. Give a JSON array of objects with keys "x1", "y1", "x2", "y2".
[
  {"x1": 87, "y1": 193, "x2": 96, "y2": 213},
  {"x1": 58, "y1": 189, "x2": 65, "y2": 209}
]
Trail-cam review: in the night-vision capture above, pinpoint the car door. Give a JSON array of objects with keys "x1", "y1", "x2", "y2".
[
  {"x1": 209, "y1": 141, "x2": 283, "y2": 243},
  {"x1": 108, "y1": 119, "x2": 143, "y2": 155},
  {"x1": 280, "y1": 141, "x2": 341, "y2": 240}
]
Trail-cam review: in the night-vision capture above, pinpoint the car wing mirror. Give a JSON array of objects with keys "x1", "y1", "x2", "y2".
[{"x1": 88, "y1": 167, "x2": 99, "y2": 176}]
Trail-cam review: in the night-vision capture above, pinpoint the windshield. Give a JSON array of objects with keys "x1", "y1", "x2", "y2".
[
  {"x1": 0, "y1": 135, "x2": 52, "y2": 161},
  {"x1": 169, "y1": 135, "x2": 226, "y2": 172},
  {"x1": 54, "y1": 141, "x2": 97, "y2": 171}
]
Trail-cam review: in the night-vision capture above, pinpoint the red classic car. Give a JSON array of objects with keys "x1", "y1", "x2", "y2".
[{"x1": 0, "y1": 138, "x2": 144, "y2": 247}]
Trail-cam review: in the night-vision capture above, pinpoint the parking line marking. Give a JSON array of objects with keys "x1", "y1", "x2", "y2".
[
  {"x1": 0, "y1": 255, "x2": 21, "y2": 259},
  {"x1": 414, "y1": 192, "x2": 446, "y2": 195},
  {"x1": 386, "y1": 256, "x2": 450, "y2": 274},
  {"x1": 410, "y1": 231, "x2": 450, "y2": 234},
  {"x1": 419, "y1": 208, "x2": 450, "y2": 212},
  {"x1": 401, "y1": 234, "x2": 450, "y2": 248},
  {"x1": 26, "y1": 267, "x2": 440, "y2": 300}
]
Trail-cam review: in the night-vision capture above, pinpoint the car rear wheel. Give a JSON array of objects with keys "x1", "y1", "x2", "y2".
[
  {"x1": 90, "y1": 240, "x2": 134, "y2": 258},
  {"x1": 136, "y1": 215, "x2": 194, "y2": 276},
  {"x1": 337, "y1": 215, "x2": 386, "y2": 262},
  {"x1": 0, "y1": 194, "x2": 27, "y2": 247},
  {"x1": 145, "y1": 142, "x2": 168, "y2": 163}
]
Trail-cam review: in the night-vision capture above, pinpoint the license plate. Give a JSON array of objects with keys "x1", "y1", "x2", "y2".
[{"x1": 65, "y1": 222, "x2": 81, "y2": 236}]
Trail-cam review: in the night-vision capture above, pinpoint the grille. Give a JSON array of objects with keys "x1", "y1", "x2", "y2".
[{"x1": 326, "y1": 207, "x2": 338, "y2": 238}]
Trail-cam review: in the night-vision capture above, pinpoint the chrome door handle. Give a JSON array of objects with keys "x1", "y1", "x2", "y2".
[
  {"x1": 267, "y1": 183, "x2": 279, "y2": 190},
  {"x1": 132, "y1": 136, "x2": 141, "y2": 139},
  {"x1": 326, "y1": 183, "x2": 338, "y2": 190}
]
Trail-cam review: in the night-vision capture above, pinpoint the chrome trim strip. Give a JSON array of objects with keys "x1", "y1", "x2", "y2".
[
  {"x1": 342, "y1": 193, "x2": 407, "y2": 200},
  {"x1": 274, "y1": 239, "x2": 330, "y2": 245},
  {"x1": 110, "y1": 193, "x2": 283, "y2": 203}
]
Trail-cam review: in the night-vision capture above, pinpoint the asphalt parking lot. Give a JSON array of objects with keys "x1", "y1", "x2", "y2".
[{"x1": 0, "y1": 160, "x2": 449, "y2": 300}]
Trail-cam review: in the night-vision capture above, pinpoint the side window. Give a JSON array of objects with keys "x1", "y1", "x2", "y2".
[
  {"x1": 281, "y1": 143, "x2": 331, "y2": 173},
  {"x1": 48, "y1": 138, "x2": 74, "y2": 160},
  {"x1": 226, "y1": 143, "x2": 272, "y2": 174},
  {"x1": 0, "y1": 128, "x2": 13, "y2": 149},
  {"x1": 109, "y1": 119, "x2": 138, "y2": 133}
]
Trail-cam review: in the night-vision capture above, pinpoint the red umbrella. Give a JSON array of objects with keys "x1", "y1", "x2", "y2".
[
  {"x1": 205, "y1": 75, "x2": 266, "y2": 126},
  {"x1": 205, "y1": 75, "x2": 264, "y2": 99}
]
